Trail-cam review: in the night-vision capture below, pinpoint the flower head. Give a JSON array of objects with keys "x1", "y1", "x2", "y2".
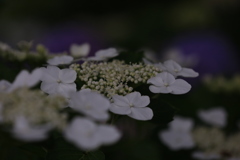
[
  {"x1": 64, "y1": 117, "x2": 121, "y2": 150},
  {"x1": 40, "y1": 66, "x2": 77, "y2": 98},
  {"x1": 110, "y1": 92, "x2": 153, "y2": 120},
  {"x1": 69, "y1": 89, "x2": 110, "y2": 121},
  {"x1": 147, "y1": 72, "x2": 191, "y2": 94}
]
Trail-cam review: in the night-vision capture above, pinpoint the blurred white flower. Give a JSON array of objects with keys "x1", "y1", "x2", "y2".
[
  {"x1": 88, "y1": 48, "x2": 118, "y2": 61},
  {"x1": 163, "y1": 60, "x2": 199, "y2": 77},
  {"x1": 0, "y1": 80, "x2": 11, "y2": 92},
  {"x1": 159, "y1": 116, "x2": 195, "y2": 150},
  {"x1": 7, "y1": 68, "x2": 43, "y2": 92},
  {"x1": 147, "y1": 72, "x2": 191, "y2": 94},
  {"x1": 12, "y1": 116, "x2": 52, "y2": 141},
  {"x1": 64, "y1": 117, "x2": 121, "y2": 150},
  {"x1": 154, "y1": 62, "x2": 166, "y2": 72},
  {"x1": 169, "y1": 116, "x2": 194, "y2": 132},
  {"x1": 0, "y1": 42, "x2": 10, "y2": 51},
  {"x1": 47, "y1": 55, "x2": 73, "y2": 66},
  {"x1": 192, "y1": 151, "x2": 221, "y2": 160},
  {"x1": 40, "y1": 66, "x2": 77, "y2": 98},
  {"x1": 109, "y1": 92, "x2": 153, "y2": 120},
  {"x1": 69, "y1": 89, "x2": 110, "y2": 121},
  {"x1": 160, "y1": 130, "x2": 195, "y2": 150},
  {"x1": 70, "y1": 43, "x2": 90, "y2": 57},
  {"x1": 198, "y1": 107, "x2": 227, "y2": 128}
]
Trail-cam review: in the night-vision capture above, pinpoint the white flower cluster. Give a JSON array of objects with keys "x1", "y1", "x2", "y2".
[
  {"x1": 71, "y1": 60, "x2": 160, "y2": 98},
  {"x1": 0, "y1": 88, "x2": 67, "y2": 141},
  {"x1": 159, "y1": 107, "x2": 240, "y2": 160}
]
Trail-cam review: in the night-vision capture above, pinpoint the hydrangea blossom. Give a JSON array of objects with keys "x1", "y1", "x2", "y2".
[
  {"x1": 0, "y1": 80, "x2": 11, "y2": 92},
  {"x1": 88, "y1": 48, "x2": 119, "y2": 61},
  {"x1": 69, "y1": 89, "x2": 110, "y2": 121},
  {"x1": 12, "y1": 116, "x2": 52, "y2": 141},
  {"x1": 159, "y1": 116, "x2": 195, "y2": 150},
  {"x1": 198, "y1": 107, "x2": 227, "y2": 128},
  {"x1": 147, "y1": 72, "x2": 191, "y2": 94},
  {"x1": 40, "y1": 66, "x2": 77, "y2": 98},
  {"x1": 7, "y1": 68, "x2": 43, "y2": 92},
  {"x1": 47, "y1": 55, "x2": 73, "y2": 66},
  {"x1": 109, "y1": 92, "x2": 153, "y2": 120},
  {"x1": 64, "y1": 117, "x2": 121, "y2": 150},
  {"x1": 162, "y1": 60, "x2": 199, "y2": 77},
  {"x1": 70, "y1": 43, "x2": 90, "y2": 57}
]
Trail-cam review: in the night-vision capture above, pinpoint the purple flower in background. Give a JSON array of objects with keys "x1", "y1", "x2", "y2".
[
  {"x1": 37, "y1": 24, "x2": 106, "y2": 56},
  {"x1": 164, "y1": 32, "x2": 239, "y2": 75}
]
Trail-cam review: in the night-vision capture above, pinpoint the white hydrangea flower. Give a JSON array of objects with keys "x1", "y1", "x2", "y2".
[
  {"x1": 70, "y1": 43, "x2": 90, "y2": 57},
  {"x1": 198, "y1": 107, "x2": 227, "y2": 128},
  {"x1": 47, "y1": 55, "x2": 73, "y2": 66},
  {"x1": 169, "y1": 116, "x2": 194, "y2": 132},
  {"x1": 159, "y1": 116, "x2": 195, "y2": 150},
  {"x1": 109, "y1": 92, "x2": 153, "y2": 121},
  {"x1": 7, "y1": 68, "x2": 43, "y2": 92},
  {"x1": 88, "y1": 48, "x2": 118, "y2": 61},
  {"x1": 64, "y1": 117, "x2": 121, "y2": 150},
  {"x1": 12, "y1": 116, "x2": 52, "y2": 142},
  {"x1": 0, "y1": 80, "x2": 11, "y2": 92},
  {"x1": 147, "y1": 72, "x2": 191, "y2": 94},
  {"x1": 192, "y1": 151, "x2": 221, "y2": 160},
  {"x1": 163, "y1": 60, "x2": 199, "y2": 77},
  {"x1": 40, "y1": 66, "x2": 77, "y2": 98},
  {"x1": 69, "y1": 89, "x2": 110, "y2": 121}
]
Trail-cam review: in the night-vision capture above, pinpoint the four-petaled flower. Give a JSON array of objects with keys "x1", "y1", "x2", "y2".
[
  {"x1": 40, "y1": 66, "x2": 77, "y2": 98},
  {"x1": 47, "y1": 55, "x2": 73, "y2": 66},
  {"x1": 109, "y1": 92, "x2": 153, "y2": 120},
  {"x1": 64, "y1": 117, "x2": 121, "y2": 150},
  {"x1": 69, "y1": 89, "x2": 110, "y2": 121},
  {"x1": 88, "y1": 48, "x2": 119, "y2": 61},
  {"x1": 147, "y1": 72, "x2": 191, "y2": 94},
  {"x1": 162, "y1": 60, "x2": 199, "y2": 77}
]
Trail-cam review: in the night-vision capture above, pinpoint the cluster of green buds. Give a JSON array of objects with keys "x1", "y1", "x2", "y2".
[
  {"x1": 0, "y1": 88, "x2": 68, "y2": 130},
  {"x1": 70, "y1": 60, "x2": 161, "y2": 98}
]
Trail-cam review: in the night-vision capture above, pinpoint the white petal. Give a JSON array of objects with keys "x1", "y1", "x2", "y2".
[
  {"x1": 179, "y1": 68, "x2": 199, "y2": 77},
  {"x1": 84, "y1": 110, "x2": 109, "y2": 121},
  {"x1": 198, "y1": 107, "x2": 227, "y2": 128},
  {"x1": 97, "y1": 125, "x2": 121, "y2": 144},
  {"x1": 40, "y1": 82, "x2": 59, "y2": 94},
  {"x1": 128, "y1": 107, "x2": 153, "y2": 120},
  {"x1": 12, "y1": 116, "x2": 52, "y2": 141},
  {"x1": 109, "y1": 104, "x2": 131, "y2": 115},
  {"x1": 112, "y1": 95, "x2": 129, "y2": 107},
  {"x1": 147, "y1": 75, "x2": 164, "y2": 86},
  {"x1": 169, "y1": 116, "x2": 194, "y2": 131},
  {"x1": 70, "y1": 43, "x2": 90, "y2": 57},
  {"x1": 47, "y1": 55, "x2": 73, "y2": 65},
  {"x1": 95, "y1": 48, "x2": 118, "y2": 58},
  {"x1": 59, "y1": 69, "x2": 77, "y2": 83},
  {"x1": 169, "y1": 79, "x2": 191, "y2": 94},
  {"x1": 159, "y1": 72, "x2": 175, "y2": 85},
  {"x1": 159, "y1": 130, "x2": 195, "y2": 150},
  {"x1": 9, "y1": 70, "x2": 29, "y2": 91},
  {"x1": 163, "y1": 60, "x2": 182, "y2": 76},
  {"x1": 58, "y1": 83, "x2": 76, "y2": 97},
  {"x1": 27, "y1": 68, "x2": 43, "y2": 87},
  {"x1": 125, "y1": 92, "x2": 141, "y2": 104},
  {"x1": 149, "y1": 85, "x2": 171, "y2": 93},
  {"x1": 133, "y1": 95, "x2": 150, "y2": 108},
  {"x1": 41, "y1": 66, "x2": 60, "y2": 82},
  {"x1": 0, "y1": 80, "x2": 11, "y2": 92}
]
